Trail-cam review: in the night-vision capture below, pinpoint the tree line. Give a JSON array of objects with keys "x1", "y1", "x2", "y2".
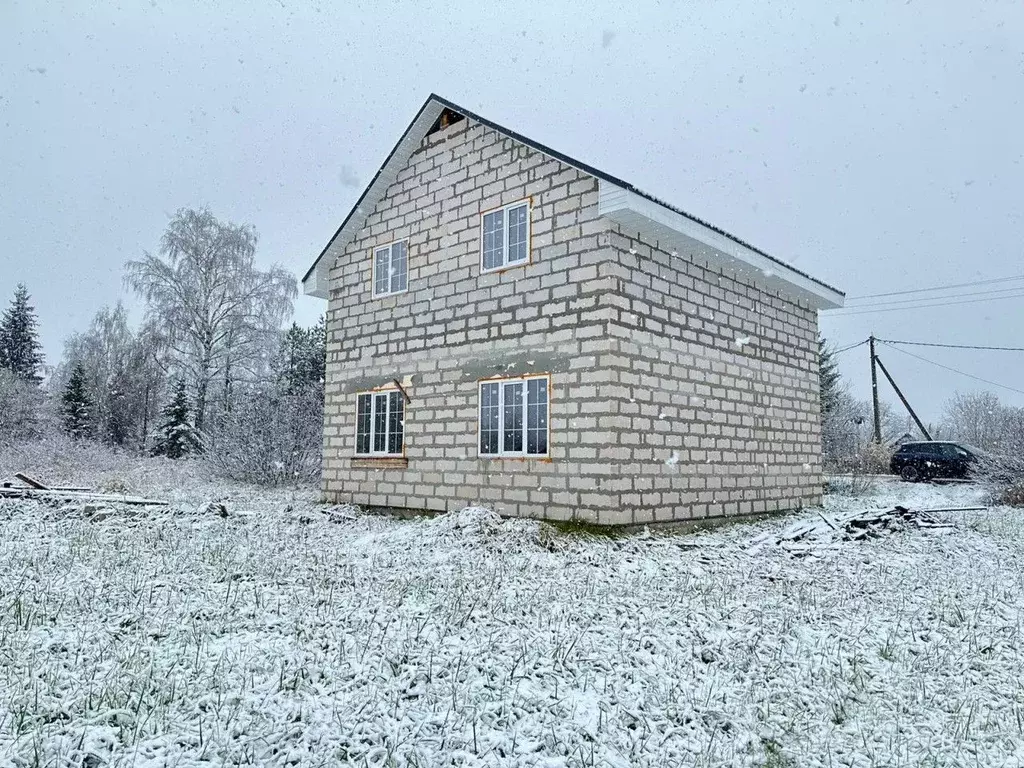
[
  {"x1": 819, "y1": 340, "x2": 1024, "y2": 470},
  {"x1": 0, "y1": 207, "x2": 326, "y2": 485},
  {"x1": 5, "y1": 208, "x2": 1019, "y2": 490}
]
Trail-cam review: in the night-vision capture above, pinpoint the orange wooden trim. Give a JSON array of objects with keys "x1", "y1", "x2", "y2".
[
  {"x1": 479, "y1": 196, "x2": 532, "y2": 216},
  {"x1": 356, "y1": 383, "x2": 402, "y2": 394}
]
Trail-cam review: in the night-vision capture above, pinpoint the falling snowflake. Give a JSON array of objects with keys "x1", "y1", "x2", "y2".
[
  {"x1": 665, "y1": 451, "x2": 681, "y2": 466},
  {"x1": 338, "y1": 165, "x2": 360, "y2": 188}
]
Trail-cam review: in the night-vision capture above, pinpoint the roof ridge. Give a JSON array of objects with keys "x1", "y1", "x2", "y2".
[{"x1": 305, "y1": 93, "x2": 842, "y2": 299}]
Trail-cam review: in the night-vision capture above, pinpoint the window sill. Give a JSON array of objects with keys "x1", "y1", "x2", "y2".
[
  {"x1": 479, "y1": 455, "x2": 552, "y2": 462},
  {"x1": 352, "y1": 456, "x2": 409, "y2": 468},
  {"x1": 371, "y1": 289, "x2": 408, "y2": 300},
  {"x1": 480, "y1": 260, "x2": 531, "y2": 276}
]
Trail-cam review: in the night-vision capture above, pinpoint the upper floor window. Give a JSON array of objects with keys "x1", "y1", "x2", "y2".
[
  {"x1": 373, "y1": 240, "x2": 408, "y2": 297},
  {"x1": 478, "y1": 375, "x2": 549, "y2": 457},
  {"x1": 481, "y1": 201, "x2": 530, "y2": 272},
  {"x1": 356, "y1": 389, "x2": 405, "y2": 456}
]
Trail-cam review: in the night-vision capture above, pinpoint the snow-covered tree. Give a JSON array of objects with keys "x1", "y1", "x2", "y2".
[
  {"x1": 152, "y1": 379, "x2": 201, "y2": 459},
  {"x1": 278, "y1": 317, "x2": 326, "y2": 395},
  {"x1": 59, "y1": 304, "x2": 166, "y2": 448},
  {"x1": 202, "y1": 318, "x2": 326, "y2": 485},
  {"x1": 205, "y1": 382, "x2": 323, "y2": 486},
  {"x1": 0, "y1": 369, "x2": 46, "y2": 441},
  {"x1": 60, "y1": 363, "x2": 93, "y2": 439},
  {"x1": 0, "y1": 283, "x2": 44, "y2": 382},
  {"x1": 941, "y1": 391, "x2": 1005, "y2": 450},
  {"x1": 819, "y1": 335, "x2": 841, "y2": 417},
  {"x1": 125, "y1": 208, "x2": 297, "y2": 432}
]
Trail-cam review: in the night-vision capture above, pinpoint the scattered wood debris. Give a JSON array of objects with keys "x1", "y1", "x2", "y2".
[
  {"x1": 0, "y1": 472, "x2": 168, "y2": 507},
  {"x1": 13, "y1": 472, "x2": 48, "y2": 489},
  {"x1": 0, "y1": 488, "x2": 169, "y2": 506},
  {"x1": 775, "y1": 505, "x2": 969, "y2": 549}
]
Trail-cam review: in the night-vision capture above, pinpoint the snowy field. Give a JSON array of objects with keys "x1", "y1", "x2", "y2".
[{"x1": 1, "y1": 451, "x2": 1023, "y2": 767}]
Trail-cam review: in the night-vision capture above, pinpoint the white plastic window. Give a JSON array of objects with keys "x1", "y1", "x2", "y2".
[
  {"x1": 372, "y1": 240, "x2": 408, "y2": 297},
  {"x1": 478, "y1": 375, "x2": 548, "y2": 456},
  {"x1": 480, "y1": 201, "x2": 530, "y2": 272}
]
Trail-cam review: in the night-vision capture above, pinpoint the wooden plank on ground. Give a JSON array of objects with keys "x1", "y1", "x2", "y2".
[
  {"x1": 14, "y1": 472, "x2": 49, "y2": 490},
  {"x1": 0, "y1": 488, "x2": 168, "y2": 506}
]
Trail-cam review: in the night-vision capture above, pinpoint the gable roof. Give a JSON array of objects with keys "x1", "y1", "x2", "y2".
[{"x1": 303, "y1": 94, "x2": 844, "y2": 309}]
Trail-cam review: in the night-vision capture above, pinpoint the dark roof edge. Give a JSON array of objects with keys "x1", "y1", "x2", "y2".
[
  {"x1": 301, "y1": 95, "x2": 440, "y2": 283},
  {"x1": 305, "y1": 93, "x2": 844, "y2": 299}
]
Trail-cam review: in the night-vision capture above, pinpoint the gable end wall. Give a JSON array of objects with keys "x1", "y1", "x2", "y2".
[{"x1": 321, "y1": 119, "x2": 627, "y2": 522}]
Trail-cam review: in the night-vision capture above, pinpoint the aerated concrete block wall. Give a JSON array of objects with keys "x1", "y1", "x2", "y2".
[
  {"x1": 322, "y1": 118, "x2": 627, "y2": 522},
  {"x1": 594, "y1": 229, "x2": 823, "y2": 524},
  {"x1": 321, "y1": 116, "x2": 823, "y2": 524}
]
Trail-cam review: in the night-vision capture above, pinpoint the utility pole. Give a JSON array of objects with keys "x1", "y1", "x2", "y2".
[
  {"x1": 874, "y1": 355, "x2": 933, "y2": 440},
  {"x1": 869, "y1": 335, "x2": 882, "y2": 443}
]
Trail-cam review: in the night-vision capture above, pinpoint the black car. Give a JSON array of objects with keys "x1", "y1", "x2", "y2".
[{"x1": 889, "y1": 441, "x2": 980, "y2": 482}]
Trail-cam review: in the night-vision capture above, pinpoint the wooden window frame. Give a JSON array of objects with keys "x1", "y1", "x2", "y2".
[
  {"x1": 354, "y1": 386, "x2": 406, "y2": 457},
  {"x1": 477, "y1": 374, "x2": 550, "y2": 458},
  {"x1": 479, "y1": 199, "x2": 532, "y2": 274},
  {"x1": 371, "y1": 239, "x2": 409, "y2": 298}
]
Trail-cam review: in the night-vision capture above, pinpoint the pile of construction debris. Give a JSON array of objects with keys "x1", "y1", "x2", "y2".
[
  {"x1": 789, "y1": 505, "x2": 958, "y2": 541},
  {"x1": 0, "y1": 472, "x2": 167, "y2": 507},
  {"x1": 748, "y1": 504, "x2": 985, "y2": 555}
]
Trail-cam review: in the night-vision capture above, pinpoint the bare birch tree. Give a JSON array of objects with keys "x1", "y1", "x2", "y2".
[
  {"x1": 125, "y1": 208, "x2": 297, "y2": 432},
  {"x1": 941, "y1": 391, "x2": 1005, "y2": 450},
  {"x1": 59, "y1": 304, "x2": 166, "y2": 447}
]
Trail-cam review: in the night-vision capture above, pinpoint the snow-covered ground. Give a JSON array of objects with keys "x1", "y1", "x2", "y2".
[{"x1": 1, "y1": 455, "x2": 1022, "y2": 767}]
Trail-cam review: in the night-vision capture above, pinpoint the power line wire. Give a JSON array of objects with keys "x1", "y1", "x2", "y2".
[
  {"x1": 831, "y1": 339, "x2": 868, "y2": 355},
  {"x1": 841, "y1": 285, "x2": 1024, "y2": 310},
  {"x1": 877, "y1": 342, "x2": 1024, "y2": 396},
  {"x1": 846, "y1": 274, "x2": 1024, "y2": 301},
  {"x1": 878, "y1": 338, "x2": 1024, "y2": 352},
  {"x1": 825, "y1": 291, "x2": 1024, "y2": 316}
]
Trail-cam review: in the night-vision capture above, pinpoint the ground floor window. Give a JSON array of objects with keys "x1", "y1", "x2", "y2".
[
  {"x1": 478, "y1": 375, "x2": 549, "y2": 457},
  {"x1": 356, "y1": 389, "x2": 404, "y2": 455}
]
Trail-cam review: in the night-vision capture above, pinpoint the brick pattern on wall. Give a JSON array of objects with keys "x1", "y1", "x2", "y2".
[
  {"x1": 322, "y1": 118, "x2": 626, "y2": 522},
  {"x1": 321, "y1": 116, "x2": 824, "y2": 524},
  {"x1": 325, "y1": 119, "x2": 610, "y2": 365},
  {"x1": 323, "y1": 338, "x2": 620, "y2": 523},
  {"x1": 594, "y1": 228, "x2": 822, "y2": 524}
]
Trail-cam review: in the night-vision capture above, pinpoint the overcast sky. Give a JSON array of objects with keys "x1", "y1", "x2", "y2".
[{"x1": 2, "y1": 0, "x2": 1023, "y2": 424}]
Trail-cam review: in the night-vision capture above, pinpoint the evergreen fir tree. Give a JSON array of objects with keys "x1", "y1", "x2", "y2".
[
  {"x1": 152, "y1": 379, "x2": 202, "y2": 458},
  {"x1": 279, "y1": 317, "x2": 326, "y2": 395},
  {"x1": 819, "y1": 335, "x2": 841, "y2": 417},
  {"x1": 61, "y1": 363, "x2": 93, "y2": 438},
  {"x1": 0, "y1": 283, "x2": 44, "y2": 382}
]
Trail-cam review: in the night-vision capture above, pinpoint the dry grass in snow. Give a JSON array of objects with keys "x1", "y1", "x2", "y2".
[{"x1": 0, "y1": 462, "x2": 1022, "y2": 767}]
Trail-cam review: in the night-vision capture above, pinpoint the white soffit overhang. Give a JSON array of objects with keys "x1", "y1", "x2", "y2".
[
  {"x1": 598, "y1": 183, "x2": 844, "y2": 310},
  {"x1": 303, "y1": 94, "x2": 845, "y2": 310}
]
